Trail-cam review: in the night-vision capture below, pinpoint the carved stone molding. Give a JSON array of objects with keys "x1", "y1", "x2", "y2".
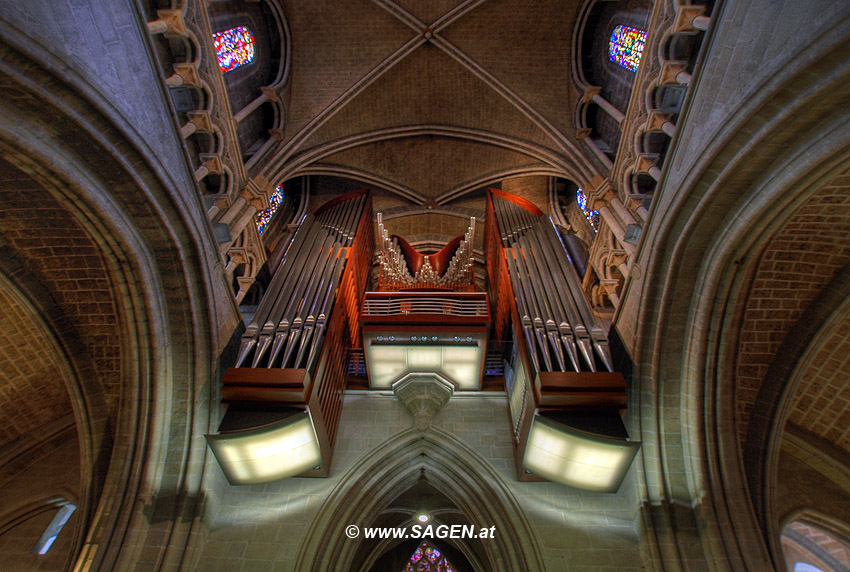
[{"x1": 392, "y1": 373, "x2": 455, "y2": 431}]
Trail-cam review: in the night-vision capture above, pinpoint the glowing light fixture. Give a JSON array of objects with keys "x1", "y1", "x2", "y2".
[
  {"x1": 366, "y1": 344, "x2": 482, "y2": 389},
  {"x1": 417, "y1": 514, "x2": 430, "y2": 523},
  {"x1": 206, "y1": 411, "x2": 321, "y2": 485},
  {"x1": 523, "y1": 415, "x2": 639, "y2": 493}
]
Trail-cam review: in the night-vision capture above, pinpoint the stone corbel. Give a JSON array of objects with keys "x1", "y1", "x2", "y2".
[
  {"x1": 636, "y1": 154, "x2": 662, "y2": 182},
  {"x1": 674, "y1": 5, "x2": 710, "y2": 33},
  {"x1": 584, "y1": 175, "x2": 615, "y2": 212},
  {"x1": 166, "y1": 62, "x2": 201, "y2": 87},
  {"x1": 582, "y1": 85, "x2": 602, "y2": 104},
  {"x1": 195, "y1": 153, "x2": 223, "y2": 181},
  {"x1": 659, "y1": 60, "x2": 691, "y2": 86},
  {"x1": 260, "y1": 86, "x2": 278, "y2": 102},
  {"x1": 180, "y1": 110, "x2": 213, "y2": 138},
  {"x1": 392, "y1": 373, "x2": 455, "y2": 431},
  {"x1": 576, "y1": 127, "x2": 592, "y2": 140},
  {"x1": 147, "y1": 9, "x2": 188, "y2": 36}
]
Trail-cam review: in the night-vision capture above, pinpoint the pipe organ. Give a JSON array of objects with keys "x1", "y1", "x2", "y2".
[
  {"x1": 207, "y1": 187, "x2": 637, "y2": 492},
  {"x1": 208, "y1": 190, "x2": 373, "y2": 483},
  {"x1": 364, "y1": 214, "x2": 489, "y2": 391},
  {"x1": 491, "y1": 190, "x2": 613, "y2": 374},
  {"x1": 485, "y1": 189, "x2": 639, "y2": 492},
  {"x1": 377, "y1": 213, "x2": 476, "y2": 291}
]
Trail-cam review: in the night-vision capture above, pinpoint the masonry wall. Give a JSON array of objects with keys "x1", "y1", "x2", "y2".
[
  {"x1": 195, "y1": 393, "x2": 644, "y2": 571},
  {"x1": 0, "y1": 429, "x2": 80, "y2": 572}
]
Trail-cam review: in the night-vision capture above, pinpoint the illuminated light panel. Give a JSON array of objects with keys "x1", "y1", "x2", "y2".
[
  {"x1": 366, "y1": 344, "x2": 482, "y2": 390},
  {"x1": 206, "y1": 411, "x2": 321, "y2": 485},
  {"x1": 523, "y1": 415, "x2": 640, "y2": 493},
  {"x1": 608, "y1": 25, "x2": 647, "y2": 72},
  {"x1": 213, "y1": 26, "x2": 256, "y2": 73},
  {"x1": 256, "y1": 184, "x2": 284, "y2": 235}
]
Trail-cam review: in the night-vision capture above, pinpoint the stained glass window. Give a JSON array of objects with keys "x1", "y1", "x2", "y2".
[
  {"x1": 213, "y1": 26, "x2": 256, "y2": 73},
  {"x1": 576, "y1": 188, "x2": 600, "y2": 232},
  {"x1": 256, "y1": 184, "x2": 284, "y2": 236},
  {"x1": 403, "y1": 542, "x2": 455, "y2": 572},
  {"x1": 608, "y1": 25, "x2": 647, "y2": 72}
]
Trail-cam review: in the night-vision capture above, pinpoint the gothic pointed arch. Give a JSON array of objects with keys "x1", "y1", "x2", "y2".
[
  {"x1": 0, "y1": 21, "x2": 238, "y2": 571},
  {"x1": 295, "y1": 428, "x2": 546, "y2": 572}
]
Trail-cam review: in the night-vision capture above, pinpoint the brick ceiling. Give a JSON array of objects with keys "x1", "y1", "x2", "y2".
[
  {"x1": 0, "y1": 285, "x2": 72, "y2": 452},
  {"x1": 735, "y1": 167, "x2": 850, "y2": 453},
  {"x1": 0, "y1": 157, "x2": 124, "y2": 453}
]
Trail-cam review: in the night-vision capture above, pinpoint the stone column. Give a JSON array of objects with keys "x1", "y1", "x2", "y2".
[
  {"x1": 584, "y1": 86, "x2": 625, "y2": 124},
  {"x1": 233, "y1": 86, "x2": 277, "y2": 124}
]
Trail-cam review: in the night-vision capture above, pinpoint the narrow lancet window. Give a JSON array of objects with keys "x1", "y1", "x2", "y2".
[
  {"x1": 576, "y1": 188, "x2": 600, "y2": 231},
  {"x1": 256, "y1": 184, "x2": 284, "y2": 235},
  {"x1": 609, "y1": 25, "x2": 647, "y2": 72},
  {"x1": 32, "y1": 503, "x2": 76, "y2": 555},
  {"x1": 214, "y1": 26, "x2": 256, "y2": 73}
]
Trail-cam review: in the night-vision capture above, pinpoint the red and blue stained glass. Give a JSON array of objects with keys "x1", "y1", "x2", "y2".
[
  {"x1": 608, "y1": 25, "x2": 647, "y2": 72},
  {"x1": 256, "y1": 184, "x2": 284, "y2": 236},
  {"x1": 576, "y1": 189, "x2": 600, "y2": 232},
  {"x1": 213, "y1": 26, "x2": 256, "y2": 73},
  {"x1": 404, "y1": 542, "x2": 455, "y2": 572}
]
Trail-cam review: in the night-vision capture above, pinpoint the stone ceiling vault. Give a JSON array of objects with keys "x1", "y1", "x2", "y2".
[{"x1": 263, "y1": 0, "x2": 594, "y2": 203}]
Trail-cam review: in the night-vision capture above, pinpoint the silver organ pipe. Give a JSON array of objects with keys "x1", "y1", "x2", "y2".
[
  {"x1": 377, "y1": 214, "x2": 476, "y2": 289},
  {"x1": 492, "y1": 195, "x2": 613, "y2": 373},
  {"x1": 235, "y1": 194, "x2": 368, "y2": 370}
]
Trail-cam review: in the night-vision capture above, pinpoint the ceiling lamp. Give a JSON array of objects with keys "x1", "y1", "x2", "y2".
[
  {"x1": 206, "y1": 410, "x2": 321, "y2": 485},
  {"x1": 522, "y1": 414, "x2": 639, "y2": 493}
]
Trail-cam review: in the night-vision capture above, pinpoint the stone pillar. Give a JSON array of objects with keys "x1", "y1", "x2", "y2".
[
  {"x1": 234, "y1": 86, "x2": 277, "y2": 123},
  {"x1": 598, "y1": 206, "x2": 635, "y2": 257},
  {"x1": 582, "y1": 137, "x2": 614, "y2": 170}
]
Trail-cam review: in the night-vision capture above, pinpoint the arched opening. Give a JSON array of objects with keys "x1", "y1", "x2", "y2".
[
  {"x1": 781, "y1": 517, "x2": 850, "y2": 572},
  {"x1": 209, "y1": 0, "x2": 285, "y2": 160},
  {"x1": 295, "y1": 428, "x2": 546, "y2": 572}
]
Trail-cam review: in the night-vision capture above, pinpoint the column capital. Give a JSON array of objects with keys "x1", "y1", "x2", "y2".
[
  {"x1": 636, "y1": 154, "x2": 659, "y2": 175},
  {"x1": 199, "y1": 153, "x2": 223, "y2": 175},
  {"x1": 584, "y1": 176, "x2": 616, "y2": 210},
  {"x1": 647, "y1": 110, "x2": 671, "y2": 133},
  {"x1": 166, "y1": 62, "x2": 201, "y2": 87},
  {"x1": 582, "y1": 85, "x2": 602, "y2": 104},
  {"x1": 260, "y1": 86, "x2": 279, "y2": 102},
  {"x1": 673, "y1": 5, "x2": 706, "y2": 33},
  {"x1": 240, "y1": 179, "x2": 267, "y2": 209},
  {"x1": 659, "y1": 60, "x2": 688, "y2": 85},
  {"x1": 186, "y1": 110, "x2": 213, "y2": 133},
  {"x1": 148, "y1": 9, "x2": 188, "y2": 36}
]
